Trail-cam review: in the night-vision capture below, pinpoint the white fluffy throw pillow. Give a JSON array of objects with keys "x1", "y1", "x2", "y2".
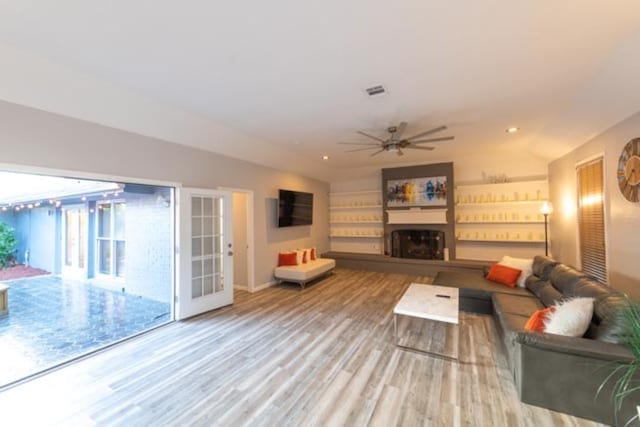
[
  {"x1": 544, "y1": 297, "x2": 594, "y2": 337},
  {"x1": 498, "y1": 255, "x2": 533, "y2": 288}
]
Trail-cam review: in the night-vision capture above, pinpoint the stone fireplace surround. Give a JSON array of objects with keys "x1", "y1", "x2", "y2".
[{"x1": 382, "y1": 162, "x2": 455, "y2": 259}]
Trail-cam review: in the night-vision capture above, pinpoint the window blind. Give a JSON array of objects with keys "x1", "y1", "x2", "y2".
[{"x1": 577, "y1": 158, "x2": 607, "y2": 283}]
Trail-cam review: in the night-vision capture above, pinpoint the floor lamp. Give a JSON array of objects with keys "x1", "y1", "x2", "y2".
[{"x1": 540, "y1": 201, "x2": 552, "y2": 256}]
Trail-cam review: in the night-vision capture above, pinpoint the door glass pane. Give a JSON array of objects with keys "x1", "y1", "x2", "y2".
[
  {"x1": 192, "y1": 278, "x2": 202, "y2": 298},
  {"x1": 114, "y1": 202, "x2": 125, "y2": 239},
  {"x1": 192, "y1": 259, "x2": 202, "y2": 278},
  {"x1": 203, "y1": 217, "x2": 213, "y2": 236},
  {"x1": 78, "y1": 211, "x2": 86, "y2": 268},
  {"x1": 99, "y1": 240, "x2": 111, "y2": 274},
  {"x1": 215, "y1": 255, "x2": 222, "y2": 275},
  {"x1": 191, "y1": 197, "x2": 202, "y2": 216},
  {"x1": 192, "y1": 238, "x2": 202, "y2": 257},
  {"x1": 65, "y1": 211, "x2": 73, "y2": 266},
  {"x1": 203, "y1": 258, "x2": 213, "y2": 276},
  {"x1": 203, "y1": 237, "x2": 213, "y2": 256},
  {"x1": 203, "y1": 275, "x2": 214, "y2": 295},
  {"x1": 98, "y1": 204, "x2": 112, "y2": 237},
  {"x1": 214, "y1": 235, "x2": 223, "y2": 254},
  {"x1": 115, "y1": 241, "x2": 125, "y2": 277},
  {"x1": 203, "y1": 198, "x2": 213, "y2": 216},
  {"x1": 192, "y1": 217, "x2": 202, "y2": 236},
  {"x1": 214, "y1": 216, "x2": 221, "y2": 235}
]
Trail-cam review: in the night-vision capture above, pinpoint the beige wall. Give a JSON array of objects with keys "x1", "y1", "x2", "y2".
[
  {"x1": 0, "y1": 100, "x2": 329, "y2": 288},
  {"x1": 549, "y1": 110, "x2": 640, "y2": 298}
]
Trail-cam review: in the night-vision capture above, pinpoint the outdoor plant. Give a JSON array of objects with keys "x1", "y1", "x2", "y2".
[
  {"x1": 0, "y1": 222, "x2": 17, "y2": 268},
  {"x1": 598, "y1": 299, "x2": 640, "y2": 426}
]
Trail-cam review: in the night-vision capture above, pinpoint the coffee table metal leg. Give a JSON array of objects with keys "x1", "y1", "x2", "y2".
[
  {"x1": 394, "y1": 313, "x2": 397, "y2": 343},
  {"x1": 393, "y1": 313, "x2": 459, "y2": 362}
]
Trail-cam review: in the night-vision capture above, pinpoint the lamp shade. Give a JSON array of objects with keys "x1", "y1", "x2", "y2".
[{"x1": 540, "y1": 201, "x2": 552, "y2": 215}]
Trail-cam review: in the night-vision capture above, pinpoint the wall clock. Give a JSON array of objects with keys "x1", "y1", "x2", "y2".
[{"x1": 618, "y1": 138, "x2": 640, "y2": 202}]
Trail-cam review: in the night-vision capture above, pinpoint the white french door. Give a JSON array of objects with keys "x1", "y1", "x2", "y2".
[
  {"x1": 61, "y1": 205, "x2": 87, "y2": 279},
  {"x1": 176, "y1": 188, "x2": 234, "y2": 320}
]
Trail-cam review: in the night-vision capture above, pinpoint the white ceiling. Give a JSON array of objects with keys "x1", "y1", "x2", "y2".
[{"x1": 0, "y1": 1, "x2": 640, "y2": 181}]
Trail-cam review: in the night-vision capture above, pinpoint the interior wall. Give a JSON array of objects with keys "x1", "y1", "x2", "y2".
[
  {"x1": 0, "y1": 100, "x2": 330, "y2": 288},
  {"x1": 549, "y1": 109, "x2": 640, "y2": 299},
  {"x1": 381, "y1": 162, "x2": 455, "y2": 259},
  {"x1": 232, "y1": 192, "x2": 249, "y2": 289}
]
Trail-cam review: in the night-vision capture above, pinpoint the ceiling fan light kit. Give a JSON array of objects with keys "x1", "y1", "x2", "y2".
[{"x1": 340, "y1": 122, "x2": 454, "y2": 157}]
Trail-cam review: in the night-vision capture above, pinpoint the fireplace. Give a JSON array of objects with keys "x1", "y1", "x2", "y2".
[{"x1": 391, "y1": 229, "x2": 445, "y2": 260}]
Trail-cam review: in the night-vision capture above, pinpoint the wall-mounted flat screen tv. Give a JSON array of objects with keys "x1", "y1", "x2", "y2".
[{"x1": 278, "y1": 189, "x2": 313, "y2": 227}]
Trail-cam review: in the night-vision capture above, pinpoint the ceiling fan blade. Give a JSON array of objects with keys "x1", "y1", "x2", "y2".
[
  {"x1": 338, "y1": 142, "x2": 381, "y2": 146},
  {"x1": 405, "y1": 125, "x2": 447, "y2": 141},
  {"x1": 345, "y1": 146, "x2": 380, "y2": 153},
  {"x1": 405, "y1": 145, "x2": 436, "y2": 151},
  {"x1": 357, "y1": 131, "x2": 386, "y2": 143},
  {"x1": 391, "y1": 122, "x2": 408, "y2": 142},
  {"x1": 410, "y1": 136, "x2": 455, "y2": 144},
  {"x1": 370, "y1": 148, "x2": 385, "y2": 157}
]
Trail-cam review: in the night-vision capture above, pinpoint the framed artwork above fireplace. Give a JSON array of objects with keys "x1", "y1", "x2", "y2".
[{"x1": 386, "y1": 176, "x2": 447, "y2": 207}]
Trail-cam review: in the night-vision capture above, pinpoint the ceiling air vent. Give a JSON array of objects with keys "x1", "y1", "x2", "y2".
[{"x1": 365, "y1": 85, "x2": 386, "y2": 97}]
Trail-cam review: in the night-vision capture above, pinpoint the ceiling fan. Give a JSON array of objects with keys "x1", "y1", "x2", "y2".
[{"x1": 339, "y1": 122, "x2": 454, "y2": 156}]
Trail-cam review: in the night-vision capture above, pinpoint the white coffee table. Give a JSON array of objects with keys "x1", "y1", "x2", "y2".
[{"x1": 393, "y1": 283, "x2": 459, "y2": 361}]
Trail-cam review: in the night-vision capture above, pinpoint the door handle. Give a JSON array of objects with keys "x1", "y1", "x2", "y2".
[{"x1": 228, "y1": 251, "x2": 234, "y2": 256}]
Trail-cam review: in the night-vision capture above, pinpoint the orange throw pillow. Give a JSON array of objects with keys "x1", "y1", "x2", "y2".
[
  {"x1": 310, "y1": 248, "x2": 316, "y2": 260},
  {"x1": 486, "y1": 263, "x2": 522, "y2": 288},
  {"x1": 278, "y1": 252, "x2": 298, "y2": 266},
  {"x1": 525, "y1": 307, "x2": 556, "y2": 332}
]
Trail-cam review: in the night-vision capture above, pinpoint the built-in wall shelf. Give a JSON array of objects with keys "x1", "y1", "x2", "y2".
[
  {"x1": 455, "y1": 179, "x2": 549, "y2": 261},
  {"x1": 328, "y1": 190, "x2": 380, "y2": 196},
  {"x1": 330, "y1": 234, "x2": 383, "y2": 239},
  {"x1": 330, "y1": 221, "x2": 381, "y2": 224},
  {"x1": 456, "y1": 220, "x2": 544, "y2": 225},
  {"x1": 329, "y1": 205, "x2": 382, "y2": 210},
  {"x1": 457, "y1": 238, "x2": 544, "y2": 244},
  {"x1": 329, "y1": 189, "x2": 384, "y2": 255},
  {"x1": 456, "y1": 200, "x2": 543, "y2": 207}
]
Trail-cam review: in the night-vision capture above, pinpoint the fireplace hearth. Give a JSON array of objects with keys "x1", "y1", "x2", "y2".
[{"x1": 391, "y1": 229, "x2": 445, "y2": 260}]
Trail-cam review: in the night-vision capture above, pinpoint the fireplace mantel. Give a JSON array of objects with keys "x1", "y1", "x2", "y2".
[{"x1": 386, "y1": 208, "x2": 448, "y2": 224}]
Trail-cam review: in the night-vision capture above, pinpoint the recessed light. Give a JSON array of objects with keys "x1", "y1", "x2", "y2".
[
  {"x1": 322, "y1": 155, "x2": 329, "y2": 160},
  {"x1": 506, "y1": 127, "x2": 519, "y2": 133}
]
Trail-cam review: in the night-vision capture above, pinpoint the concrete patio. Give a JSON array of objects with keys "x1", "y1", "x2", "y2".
[{"x1": 0, "y1": 275, "x2": 171, "y2": 387}]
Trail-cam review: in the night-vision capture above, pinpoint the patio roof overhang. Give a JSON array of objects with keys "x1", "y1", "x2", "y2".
[{"x1": 0, "y1": 172, "x2": 123, "y2": 209}]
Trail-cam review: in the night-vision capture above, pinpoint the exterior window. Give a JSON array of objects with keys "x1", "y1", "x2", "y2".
[
  {"x1": 577, "y1": 158, "x2": 607, "y2": 283},
  {"x1": 97, "y1": 201, "x2": 126, "y2": 278}
]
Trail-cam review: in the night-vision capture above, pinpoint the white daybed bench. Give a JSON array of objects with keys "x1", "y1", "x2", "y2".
[{"x1": 274, "y1": 258, "x2": 336, "y2": 288}]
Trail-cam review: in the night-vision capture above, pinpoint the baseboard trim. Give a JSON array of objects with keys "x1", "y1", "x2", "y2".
[
  {"x1": 233, "y1": 284, "x2": 249, "y2": 291},
  {"x1": 252, "y1": 280, "x2": 277, "y2": 292}
]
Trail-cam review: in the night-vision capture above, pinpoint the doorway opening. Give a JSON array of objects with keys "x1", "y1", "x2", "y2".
[{"x1": 0, "y1": 170, "x2": 174, "y2": 387}]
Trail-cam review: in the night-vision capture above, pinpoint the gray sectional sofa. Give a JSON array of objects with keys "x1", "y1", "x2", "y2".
[{"x1": 432, "y1": 255, "x2": 637, "y2": 426}]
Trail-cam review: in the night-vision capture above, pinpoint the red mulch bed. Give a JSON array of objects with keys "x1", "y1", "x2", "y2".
[{"x1": 0, "y1": 264, "x2": 50, "y2": 281}]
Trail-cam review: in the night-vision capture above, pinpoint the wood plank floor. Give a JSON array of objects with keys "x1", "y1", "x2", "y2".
[{"x1": 0, "y1": 269, "x2": 605, "y2": 426}]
